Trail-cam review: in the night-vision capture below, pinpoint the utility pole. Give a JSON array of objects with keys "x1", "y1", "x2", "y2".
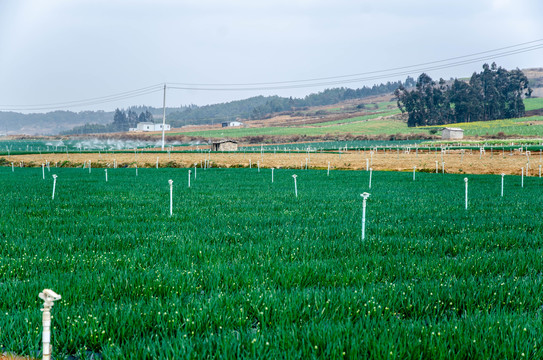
[{"x1": 161, "y1": 83, "x2": 166, "y2": 151}]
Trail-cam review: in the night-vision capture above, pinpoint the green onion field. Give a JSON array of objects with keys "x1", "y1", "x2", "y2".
[{"x1": 1, "y1": 167, "x2": 542, "y2": 359}]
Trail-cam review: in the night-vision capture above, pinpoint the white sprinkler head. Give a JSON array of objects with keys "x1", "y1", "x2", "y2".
[
  {"x1": 501, "y1": 173, "x2": 505, "y2": 177},
  {"x1": 189, "y1": 170, "x2": 192, "y2": 174},
  {"x1": 361, "y1": 192, "x2": 370, "y2": 200},
  {"x1": 292, "y1": 174, "x2": 297, "y2": 179},
  {"x1": 168, "y1": 179, "x2": 173, "y2": 186},
  {"x1": 39, "y1": 289, "x2": 61, "y2": 306},
  {"x1": 52, "y1": 174, "x2": 58, "y2": 179},
  {"x1": 464, "y1": 177, "x2": 468, "y2": 183}
]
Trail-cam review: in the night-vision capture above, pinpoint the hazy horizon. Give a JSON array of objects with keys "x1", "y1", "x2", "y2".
[{"x1": 1, "y1": 0, "x2": 542, "y2": 113}]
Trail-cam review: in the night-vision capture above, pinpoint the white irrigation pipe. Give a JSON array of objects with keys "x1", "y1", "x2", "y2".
[
  {"x1": 501, "y1": 173, "x2": 505, "y2": 197},
  {"x1": 88, "y1": 160, "x2": 91, "y2": 174},
  {"x1": 369, "y1": 168, "x2": 373, "y2": 189},
  {"x1": 366, "y1": 158, "x2": 369, "y2": 171},
  {"x1": 258, "y1": 160, "x2": 260, "y2": 172},
  {"x1": 442, "y1": 162, "x2": 445, "y2": 174},
  {"x1": 136, "y1": 164, "x2": 138, "y2": 176},
  {"x1": 327, "y1": 161, "x2": 330, "y2": 176},
  {"x1": 39, "y1": 289, "x2": 61, "y2": 360},
  {"x1": 464, "y1": 178, "x2": 468, "y2": 210},
  {"x1": 168, "y1": 179, "x2": 173, "y2": 216},
  {"x1": 413, "y1": 166, "x2": 416, "y2": 181},
  {"x1": 156, "y1": 157, "x2": 159, "y2": 169},
  {"x1": 51, "y1": 175, "x2": 58, "y2": 200},
  {"x1": 105, "y1": 169, "x2": 108, "y2": 182},
  {"x1": 435, "y1": 160, "x2": 438, "y2": 174},
  {"x1": 521, "y1": 167, "x2": 524, "y2": 188},
  {"x1": 11, "y1": 162, "x2": 14, "y2": 172},
  {"x1": 194, "y1": 163, "x2": 198, "y2": 179},
  {"x1": 539, "y1": 164, "x2": 542, "y2": 178},
  {"x1": 271, "y1": 168, "x2": 274, "y2": 183},
  {"x1": 292, "y1": 174, "x2": 298, "y2": 198},
  {"x1": 361, "y1": 192, "x2": 370, "y2": 240},
  {"x1": 249, "y1": 159, "x2": 252, "y2": 168},
  {"x1": 188, "y1": 170, "x2": 191, "y2": 188},
  {"x1": 42, "y1": 164, "x2": 45, "y2": 180}
]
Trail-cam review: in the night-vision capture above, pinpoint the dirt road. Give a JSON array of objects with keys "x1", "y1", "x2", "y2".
[{"x1": 3, "y1": 148, "x2": 541, "y2": 176}]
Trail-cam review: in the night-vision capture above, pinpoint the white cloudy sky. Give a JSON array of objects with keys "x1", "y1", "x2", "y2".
[{"x1": 0, "y1": 0, "x2": 542, "y2": 112}]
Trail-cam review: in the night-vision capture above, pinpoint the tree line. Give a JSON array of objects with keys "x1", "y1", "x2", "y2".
[
  {"x1": 62, "y1": 109, "x2": 154, "y2": 134},
  {"x1": 394, "y1": 63, "x2": 531, "y2": 127}
]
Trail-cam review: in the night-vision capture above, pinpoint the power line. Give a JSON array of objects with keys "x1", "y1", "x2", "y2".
[
  {"x1": 1, "y1": 39, "x2": 542, "y2": 111},
  {"x1": 167, "y1": 43, "x2": 543, "y2": 91},
  {"x1": 0, "y1": 84, "x2": 164, "y2": 111},
  {"x1": 168, "y1": 39, "x2": 543, "y2": 87}
]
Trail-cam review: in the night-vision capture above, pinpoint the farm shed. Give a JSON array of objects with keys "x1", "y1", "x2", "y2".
[
  {"x1": 211, "y1": 140, "x2": 238, "y2": 151},
  {"x1": 221, "y1": 121, "x2": 244, "y2": 127},
  {"x1": 441, "y1": 127, "x2": 464, "y2": 140}
]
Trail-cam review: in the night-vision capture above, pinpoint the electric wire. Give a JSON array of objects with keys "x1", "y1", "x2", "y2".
[
  {"x1": 168, "y1": 38, "x2": 543, "y2": 86},
  {"x1": 1, "y1": 39, "x2": 542, "y2": 111}
]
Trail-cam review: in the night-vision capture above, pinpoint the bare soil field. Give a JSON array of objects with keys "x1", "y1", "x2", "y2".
[{"x1": 4, "y1": 148, "x2": 542, "y2": 176}]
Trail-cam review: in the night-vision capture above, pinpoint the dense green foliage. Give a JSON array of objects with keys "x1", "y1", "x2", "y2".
[
  {"x1": 1, "y1": 167, "x2": 542, "y2": 359},
  {"x1": 395, "y1": 63, "x2": 531, "y2": 127}
]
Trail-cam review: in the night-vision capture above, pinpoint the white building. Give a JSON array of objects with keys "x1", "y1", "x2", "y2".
[
  {"x1": 130, "y1": 122, "x2": 171, "y2": 132},
  {"x1": 221, "y1": 121, "x2": 244, "y2": 128},
  {"x1": 441, "y1": 127, "x2": 464, "y2": 140}
]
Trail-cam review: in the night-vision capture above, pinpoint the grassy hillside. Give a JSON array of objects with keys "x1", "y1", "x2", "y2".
[{"x1": 169, "y1": 98, "x2": 543, "y2": 139}]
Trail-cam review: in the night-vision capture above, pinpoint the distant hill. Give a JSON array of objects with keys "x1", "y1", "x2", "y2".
[{"x1": 2, "y1": 68, "x2": 542, "y2": 136}]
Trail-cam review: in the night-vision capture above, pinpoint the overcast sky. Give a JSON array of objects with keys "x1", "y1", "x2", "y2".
[{"x1": 0, "y1": 0, "x2": 542, "y2": 113}]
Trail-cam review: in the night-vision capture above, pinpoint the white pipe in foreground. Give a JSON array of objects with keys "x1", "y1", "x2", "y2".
[
  {"x1": 292, "y1": 174, "x2": 298, "y2": 198},
  {"x1": 369, "y1": 168, "x2": 373, "y2": 189},
  {"x1": 51, "y1": 175, "x2": 58, "y2": 200},
  {"x1": 42, "y1": 164, "x2": 45, "y2": 180},
  {"x1": 105, "y1": 169, "x2": 108, "y2": 182},
  {"x1": 39, "y1": 289, "x2": 61, "y2": 360},
  {"x1": 521, "y1": 167, "x2": 524, "y2": 188},
  {"x1": 413, "y1": 166, "x2": 416, "y2": 181},
  {"x1": 501, "y1": 173, "x2": 505, "y2": 197},
  {"x1": 361, "y1": 192, "x2": 370, "y2": 240},
  {"x1": 327, "y1": 162, "x2": 330, "y2": 176},
  {"x1": 168, "y1": 179, "x2": 173, "y2": 216},
  {"x1": 188, "y1": 170, "x2": 192, "y2": 188},
  {"x1": 271, "y1": 168, "x2": 274, "y2": 183},
  {"x1": 464, "y1": 177, "x2": 468, "y2": 210},
  {"x1": 194, "y1": 163, "x2": 198, "y2": 179}
]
